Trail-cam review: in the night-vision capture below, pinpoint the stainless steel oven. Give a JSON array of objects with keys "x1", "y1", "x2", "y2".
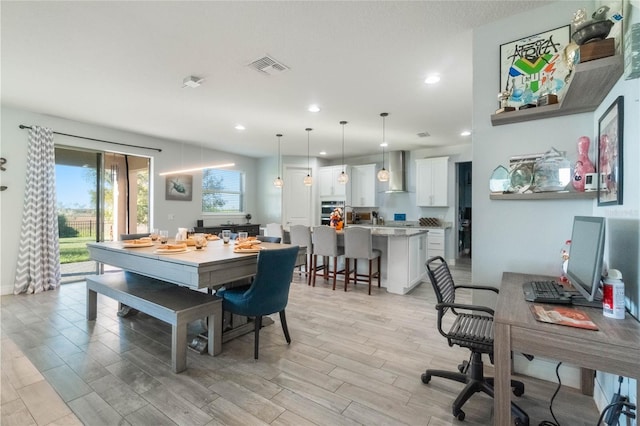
[{"x1": 320, "y1": 200, "x2": 345, "y2": 226}]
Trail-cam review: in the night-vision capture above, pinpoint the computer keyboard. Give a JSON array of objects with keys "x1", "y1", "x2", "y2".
[{"x1": 522, "y1": 280, "x2": 572, "y2": 304}]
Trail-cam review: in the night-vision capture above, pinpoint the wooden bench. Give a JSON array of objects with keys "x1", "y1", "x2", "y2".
[{"x1": 86, "y1": 272, "x2": 222, "y2": 373}]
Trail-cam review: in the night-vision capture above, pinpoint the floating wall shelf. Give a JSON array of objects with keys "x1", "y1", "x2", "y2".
[
  {"x1": 490, "y1": 191, "x2": 597, "y2": 200},
  {"x1": 491, "y1": 55, "x2": 623, "y2": 126}
]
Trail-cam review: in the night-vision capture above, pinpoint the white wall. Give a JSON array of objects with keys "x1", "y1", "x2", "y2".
[
  {"x1": 1, "y1": 106, "x2": 258, "y2": 295},
  {"x1": 473, "y1": 0, "x2": 639, "y2": 417}
]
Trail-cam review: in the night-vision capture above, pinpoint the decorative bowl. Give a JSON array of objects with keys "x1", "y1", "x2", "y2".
[{"x1": 572, "y1": 20, "x2": 613, "y2": 45}]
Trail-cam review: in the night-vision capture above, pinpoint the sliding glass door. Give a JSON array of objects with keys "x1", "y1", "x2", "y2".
[{"x1": 56, "y1": 147, "x2": 150, "y2": 283}]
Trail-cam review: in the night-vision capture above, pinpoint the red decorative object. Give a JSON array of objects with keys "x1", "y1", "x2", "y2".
[{"x1": 572, "y1": 136, "x2": 596, "y2": 192}]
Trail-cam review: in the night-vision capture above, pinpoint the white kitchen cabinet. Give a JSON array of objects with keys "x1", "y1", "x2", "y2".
[
  {"x1": 350, "y1": 164, "x2": 376, "y2": 207},
  {"x1": 319, "y1": 165, "x2": 347, "y2": 199},
  {"x1": 416, "y1": 157, "x2": 449, "y2": 206},
  {"x1": 387, "y1": 232, "x2": 427, "y2": 294},
  {"x1": 426, "y1": 228, "x2": 445, "y2": 259}
]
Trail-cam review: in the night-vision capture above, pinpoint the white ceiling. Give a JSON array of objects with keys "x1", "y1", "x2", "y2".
[{"x1": 1, "y1": 1, "x2": 550, "y2": 160}]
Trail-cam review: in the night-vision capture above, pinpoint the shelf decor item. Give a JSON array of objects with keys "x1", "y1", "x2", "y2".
[
  {"x1": 597, "y1": 96, "x2": 624, "y2": 206},
  {"x1": 572, "y1": 136, "x2": 596, "y2": 192},
  {"x1": 499, "y1": 26, "x2": 571, "y2": 110}
]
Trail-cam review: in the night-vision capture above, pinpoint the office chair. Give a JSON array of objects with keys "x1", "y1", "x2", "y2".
[
  {"x1": 422, "y1": 256, "x2": 529, "y2": 426},
  {"x1": 216, "y1": 246, "x2": 298, "y2": 359}
]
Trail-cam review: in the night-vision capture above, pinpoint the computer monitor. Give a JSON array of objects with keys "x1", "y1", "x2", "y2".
[{"x1": 566, "y1": 216, "x2": 606, "y2": 302}]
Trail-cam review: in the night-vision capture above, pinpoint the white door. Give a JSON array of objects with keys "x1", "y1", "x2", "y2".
[{"x1": 283, "y1": 166, "x2": 313, "y2": 228}]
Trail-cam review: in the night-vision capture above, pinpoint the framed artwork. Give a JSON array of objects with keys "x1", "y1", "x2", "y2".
[
  {"x1": 165, "y1": 174, "x2": 193, "y2": 201},
  {"x1": 500, "y1": 26, "x2": 571, "y2": 109},
  {"x1": 598, "y1": 96, "x2": 624, "y2": 206}
]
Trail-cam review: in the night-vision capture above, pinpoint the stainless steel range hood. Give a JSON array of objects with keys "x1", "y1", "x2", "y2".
[{"x1": 385, "y1": 151, "x2": 407, "y2": 193}]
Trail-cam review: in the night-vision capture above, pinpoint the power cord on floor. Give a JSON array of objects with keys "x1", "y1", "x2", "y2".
[{"x1": 538, "y1": 362, "x2": 563, "y2": 426}]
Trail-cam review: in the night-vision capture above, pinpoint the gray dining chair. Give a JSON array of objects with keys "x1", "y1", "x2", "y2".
[
  {"x1": 311, "y1": 226, "x2": 344, "y2": 290},
  {"x1": 343, "y1": 227, "x2": 381, "y2": 295},
  {"x1": 289, "y1": 225, "x2": 312, "y2": 285}
]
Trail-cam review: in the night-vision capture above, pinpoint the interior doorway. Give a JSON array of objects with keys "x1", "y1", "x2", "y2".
[
  {"x1": 457, "y1": 161, "x2": 472, "y2": 260},
  {"x1": 282, "y1": 165, "x2": 313, "y2": 228},
  {"x1": 56, "y1": 147, "x2": 150, "y2": 283}
]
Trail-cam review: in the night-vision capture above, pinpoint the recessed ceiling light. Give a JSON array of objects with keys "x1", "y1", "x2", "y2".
[
  {"x1": 319, "y1": 151, "x2": 327, "y2": 156},
  {"x1": 380, "y1": 142, "x2": 388, "y2": 147},
  {"x1": 234, "y1": 124, "x2": 246, "y2": 131},
  {"x1": 424, "y1": 74, "x2": 441, "y2": 84},
  {"x1": 460, "y1": 130, "x2": 471, "y2": 136},
  {"x1": 308, "y1": 104, "x2": 321, "y2": 113}
]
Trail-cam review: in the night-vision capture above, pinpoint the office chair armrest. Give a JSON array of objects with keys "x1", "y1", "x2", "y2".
[
  {"x1": 436, "y1": 302, "x2": 495, "y2": 317},
  {"x1": 454, "y1": 285, "x2": 499, "y2": 294}
]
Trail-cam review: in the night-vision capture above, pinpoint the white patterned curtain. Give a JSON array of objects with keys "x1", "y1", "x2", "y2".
[{"x1": 14, "y1": 126, "x2": 61, "y2": 294}]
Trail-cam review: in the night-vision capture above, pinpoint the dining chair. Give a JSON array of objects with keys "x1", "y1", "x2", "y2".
[
  {"x1": 256, "y1": 235, "x2": 281, "y2": 243},
  {"x1": 422, "y1": 256, "x2": 529, "y2": 425},
  {"x1": 120, "y1": 233, "x2": 151, "y2": 241},
  {"x1": 289, "y1": 225, "x2": 312, "y2": 285},
  {"x1": 265, "y1": 223, "x2": 284, "y2": 239},
  {"x1": 311, "y1": 226, "x2": 344, "y2": 290},
  {"x1": 343, "y1": 227, "x2": 381, "y2": 295},
  {"x1": 216, "y1": 246, "x2": 299, "y2": 359}
]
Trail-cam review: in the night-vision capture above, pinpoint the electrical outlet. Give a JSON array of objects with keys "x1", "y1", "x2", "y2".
[{"x1": 168, "y1": 214, "x2": 175, "y2": 220}]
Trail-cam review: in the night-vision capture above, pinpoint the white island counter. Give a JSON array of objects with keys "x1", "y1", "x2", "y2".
[{"x1": 339, "y1": 227, "x2": 428, "y2": 295}]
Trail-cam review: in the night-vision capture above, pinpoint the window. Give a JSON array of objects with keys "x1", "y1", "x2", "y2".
[{"x1": 202, "y1": 169, "x2": 244, "y2": 213}]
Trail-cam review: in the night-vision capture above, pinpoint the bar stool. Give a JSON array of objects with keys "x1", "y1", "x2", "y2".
[
  {"x1": 311, "y1": 226, "x2": 344, "y2": 290},
  {"x1": 343, "y1": 227, "x2": 381, "y2": 295},
  {"x1": 289, "y1": 225, "x2": 312, "y2": 285}
]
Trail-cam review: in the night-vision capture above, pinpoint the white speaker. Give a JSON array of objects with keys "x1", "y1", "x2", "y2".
[{"x1": 584, "y1": 173, "x2": 598, "y2": 191}]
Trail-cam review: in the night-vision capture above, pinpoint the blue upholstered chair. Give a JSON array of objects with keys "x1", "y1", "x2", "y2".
[{"x1": 216, "y1": 245, "x2": 299, "y2": 359}]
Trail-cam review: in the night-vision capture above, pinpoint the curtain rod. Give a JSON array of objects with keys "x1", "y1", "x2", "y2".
[{"x1": 18, "y1": 125, "x2": 162, "y2": 152}]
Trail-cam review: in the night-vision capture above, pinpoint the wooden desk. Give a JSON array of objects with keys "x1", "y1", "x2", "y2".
[
  {"x1": 87, "y1": 240, "x2": 301, "y2": 290},
  {"x1": 494, "y1": 272, "x2": 640, "y2": 425}
]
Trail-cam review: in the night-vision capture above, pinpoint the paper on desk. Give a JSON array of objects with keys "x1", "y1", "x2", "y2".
[{"x1": 530, "y1": 304, "x2": 599, "y2": 330}]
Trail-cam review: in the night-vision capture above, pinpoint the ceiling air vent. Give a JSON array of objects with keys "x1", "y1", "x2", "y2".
[
  {"x1": 417, "y1": 131, "x2": 430, "y2": 138},
  {"x1": 248, "y1": 55, "x2": 290, "y2": 75}
]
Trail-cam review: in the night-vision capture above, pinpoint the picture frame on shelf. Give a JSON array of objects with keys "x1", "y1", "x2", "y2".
[
  {"x1": 165, "y1": 174, "x2": 193, "y2": 201},
  {"x1": 499, "y1": 25, "x2": 571, "y2": 110},
  {"x1": 597, "y1": 96, "x2": 624, "y2": 206}
]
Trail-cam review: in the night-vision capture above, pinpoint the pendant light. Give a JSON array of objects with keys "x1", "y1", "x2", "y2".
[
  {"x1": 337, "y1": 121, "x2": 349, "y2": 184},
  {"x1": 273, "y1": 133, "x2": 284, "y2": 188},
  {"x1": 303, "y1": 128, "x2": 313, "y2": 186},
  {"x1": 377, "y1": 112, "x2": 390, "y2": 182}
]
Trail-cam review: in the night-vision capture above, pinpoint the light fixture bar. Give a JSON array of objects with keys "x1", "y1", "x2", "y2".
[{"x1": 159, "y1": 163, "x2": 235, "y2": 176}]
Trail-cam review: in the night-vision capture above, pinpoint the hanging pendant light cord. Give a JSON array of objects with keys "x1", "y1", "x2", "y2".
[
  {"x1": 341, "y1": 121, "x2": 346, "y2": 167},
  {"x1": 277, "y1": 134, "x2": 282, "y2": 177},
  {"x1": 306, "y1": 128, "x2": 311, "y2": 173}
]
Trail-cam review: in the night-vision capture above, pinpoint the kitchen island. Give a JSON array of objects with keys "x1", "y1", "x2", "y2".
[{"x1": 339, "y1": 227, "x2": 428, "y2": 295}]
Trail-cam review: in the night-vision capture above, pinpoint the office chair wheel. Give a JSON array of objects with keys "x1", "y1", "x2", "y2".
[
  {"x1": 514, "y1": 417, "x2": 529, "y2": 426},
  {"x1": 512, "y1": 382, "x2": 525, "y2": 397},
  {"x1": 452, "y1": 408, "x2": 465, "y2": 421},
  {"x1": 420, "y1": 373, "x2": 431, "y2": 384}
]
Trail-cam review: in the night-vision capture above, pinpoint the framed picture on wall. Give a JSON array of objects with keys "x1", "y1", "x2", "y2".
[
  {"x1": 597, "y1": 96, "x2": 624, "y2": 206},
  {"x1": 499, "y1": 25, "x2": 571, "y2": 109},
  {"x1": 165, "y1": 174, "x2": 193, "y2": 201}
]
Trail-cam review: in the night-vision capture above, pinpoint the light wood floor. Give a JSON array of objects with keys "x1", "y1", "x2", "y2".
[{"x1": 1, "y1": 261, "x2": 600, "y2": 425}]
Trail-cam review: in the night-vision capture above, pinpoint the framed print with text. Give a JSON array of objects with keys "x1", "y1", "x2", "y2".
[{"x1": 500, "y1": 26, "x2": 571, "y2": 109}]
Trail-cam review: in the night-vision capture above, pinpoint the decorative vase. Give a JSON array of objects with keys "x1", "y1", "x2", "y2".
[
  {"x1": 572, "y1": 136, "x2": 596, "y2": 192},
  {"x1": 560, "y1": 240, "x2": 571, "y2": 282}
]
